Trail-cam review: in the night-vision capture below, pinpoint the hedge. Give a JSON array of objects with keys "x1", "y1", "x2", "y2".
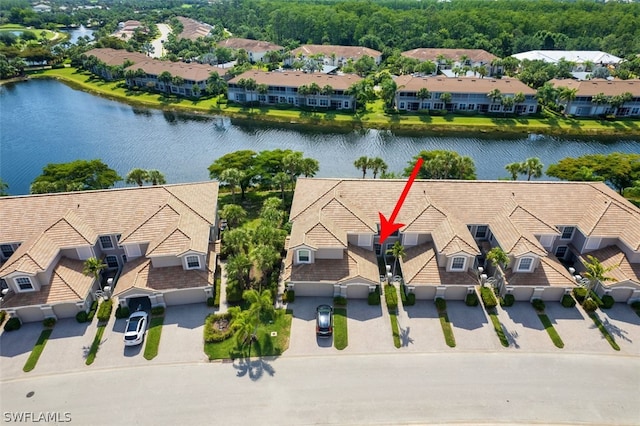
[
  {"x1": 4, "y1": 317, "x2": 21, "y2": 332},
  {"x1": 601, "y1": 295, "x2": 615, "y2": 309},
  {"x1": 206, "y1": 297, "x2": 216, "y2": 307},
  {"x1": 283, "y1": 289, "x2": 295, "y2": 303},
  {"x1": 96, "y1": 299, "x2": 113, "y2": 322},
  {"x1": 0, "y1": 310, "x2": 6, "y2": 325},
  {"x1": 582, "y1": 298, "x2": 599, "y2": 313},
  {"x1": 76, "y1": 311, "x2": 88, "y2": 323},
  {"x1": 435, "y1": 297, "x2": 446, "y2": 312},
  {"x1": 384, "y1": 285, "x2": 398, "y2": 312},
  {"x1": 203, "y1": 312, "x2": 235, "y2": 343},
  {"x1": 43, "y1": 317, "x2": 56, "y2": 328},
  {"x1": 480, "y1": 287, "x2": 498, "y2": 309},
  {"x1": 561, "y1": 294, "x2": 576, "y2": 308},
  {"x1": 405, "y1": 292, "x2": 416, "y2": 306},
  {"x1": 334, "y1": 296, "x2": 347, "y2": 306},
  {"x1": 501, "y1": 293, "x2": 515, "y2": 307},
  {"x1": 573, "y1": 287, "x2": 588, "y2": 303},
  {"x1": 151, "y1": 306, "x2": 165, "y2": 316},
  {"x1": 531, "y1": 299, "x2": 545, "y2": 312},
  {"x1": 87, "y1": 300, "x2": 99, "y2": 321},
  {"x1": 368, "y1": 289, "x2": 381, "y2": 305},
  {"x1": 465, "y1": 291, "x2": 479, "y2": 307}
]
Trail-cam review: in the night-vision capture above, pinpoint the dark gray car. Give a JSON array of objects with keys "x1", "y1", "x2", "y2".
[{"x1": 316, "y1": 305, "x2": 333, "y2": 337}]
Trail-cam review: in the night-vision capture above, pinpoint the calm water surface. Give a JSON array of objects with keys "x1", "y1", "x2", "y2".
[{"x1": 1, "y1": 79, "x2": 638, "y2": 195}]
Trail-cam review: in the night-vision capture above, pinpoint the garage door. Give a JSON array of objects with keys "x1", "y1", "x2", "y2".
[
  {"x1": 511, "y1": 287, "x2": 534, "y2": 302},
  {"x1": 541, "y1": 287, "x2": 565, "y2": 302},
  {"x1": 346, "y1": 284, "x2": 370, "y2": 299},
  {"x1": 53, "y1": 303, "x2": 79, "y2": 319},
  {"x1": 444, "y1": 286, "x2": 467, "y2": 300},
  {"x1": 414, "y1": 286, "x2": 436, "y2": 300},
  {"x1": 609, "y1": 288, "x2": 633, "y2": 302},
  {"x1": 164, "y1": 289, "x2": 206, "y2": 306},
  {"x1": 127, "y1": 296, "x2": 151, "y2": 312},
  {"x1": 293, "y1": 282, "x2": 334, "y2": 297},
  {"x1": 17, "y1": 306, "x2": 44, "y2": 323}
]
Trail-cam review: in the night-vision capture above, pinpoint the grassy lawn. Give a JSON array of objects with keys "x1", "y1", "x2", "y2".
[
  {"x1": 31, "y1": 67, "x2": 640, "y2": 136},
  {"x1": 437, "y1": 311, "x2": 456, "y2": 348},
  {"x1": 85, "y1": 324, "x2": 106, "y2": 365},
  {"x1": 333, "y1": 307, "x2": 348, "y2": 350},
  {"x1": 488, "y1": 310, "x2": 509, "y2": 347},
  {"x1": 537, "y1": 314, "x2": 564, "y2": 349},
  {"x1": 389, "y1": 312, "x2": 401, "y2": 348},
  {"x1": 588, "y1": 312, "x2": 620, "y2": 351},
  {"x1": 23, "y1": 329, "x2": 53, "y2": 372},
  {"x1": 143, "y1": 316, "x2": 165, "y2": 360},
  {"x1": 204, "y1": 309, "x2": 292, "y2": 360}
]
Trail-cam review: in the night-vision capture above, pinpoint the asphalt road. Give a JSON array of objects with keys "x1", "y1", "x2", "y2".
[{"x1": 1, "y1": 352, "x2": 638, "y2": 425}]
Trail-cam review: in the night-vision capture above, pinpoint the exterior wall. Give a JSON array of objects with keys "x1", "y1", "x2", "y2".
[
  {"x1": 508, "y1": 286, "x2": 535, "y2": 301},
  {"x1": 395, "y1": 91, "x2": 537, "y2": 115},
  {"x1": 413, "y1": 285, "x2": 437, "y2": 300},
  {"x1": 441, "y1": 285, "x2": 468, "y2": 300},
  {"x1": 126, "y1": 77, "x2": 208, "y2": 99},
  {"x1": 564, "y1": 98, "x2": 640, "y2": 118},
  {"x1": 150, "y1": 256, "x2": 182, "y2": 268},
  {"x1": 15, "y1": 306, "x2": 45, "y2": 323},
  {"x1": 316, "y1": 248, "x2": 344, "y2": 260},
  {"x1": 539, "y1": 287, "x2": 566, "y2": 302},
  {"x1": 606, "y1": 287, "x2": 634, "y2": 302},
  {"x1": 571, "y1": 229, "x2": 587, "y2": 253},
  {"x1": 291, "y1": 282, "x2": 334, "y2": 297},
  {"x1": 53, "y1": 302, "x2": 82, "y2": 319},
  {"x1": 346, "y1": 284, "x2": 370, "y2": 299},
  {"x1": 416, "y1": 234, "x2": 433, "y2": 245},
  {"x1": 227, "y1": 86, "x2": 356, "y2": 111},
  {"x1": 163, "y1": 288, "x2": 208, "y2": 305}
]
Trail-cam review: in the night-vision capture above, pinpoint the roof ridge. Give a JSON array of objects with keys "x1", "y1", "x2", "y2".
[
  {"x1": 289, "y1": 180, "x2": 342, "y2": 221},
  {"x1": 147, "y1": 227, "x2": 191, "y2": 255},
  {"x1": 120, "y1": 203, "x2": 180, "y2": 242}
]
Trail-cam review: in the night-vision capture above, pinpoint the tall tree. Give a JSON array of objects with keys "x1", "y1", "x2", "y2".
[
  {"x1": 386, "y1": 241, "x2": 406, "y2": 278},
  {"x1": 126, "y1": 168, "x2": 149, "y2": 186},
  {"x1": 0, "y1": 178, "x2": 8, "y2": 196},
  {"x1": 520, "y1": 157, "x2": 544, "y2": 181},
  {"x1": 505, "y1": 162, "x2": 523, "y2": 181},
  {"x1": 581, "y1": 254, "x2": 617, "y2": 296},
  {"x1": 219, "y1": 168, "x2": 244, "y2": 202},
  {"x1": 31, "y1": 159, "x2": 121, "y2": 194},
  {"x1": 407, "y1": 150, "x2": 476, "y2": 180},
  {"x1": 209, "y1": 150, "x2": 257, "y2": 199},
  {"x1": 83, "y1": 257, "x2": 107, "y2": 288},
  {"x1": 147, "y1": 170, "x2": 166, "y2": 185},
  {"x1": 354, "y1": 156, "x2": 372, "y2": 178},
  {"x1": 220, "y1": 204, "x2": 248, "y2": 229},
  {"x1": 370, "y1": 157, "x2": 388, "y2": 179}
]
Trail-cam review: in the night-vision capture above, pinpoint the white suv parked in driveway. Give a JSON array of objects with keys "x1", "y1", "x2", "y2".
[{"x1": 124, "y1": 310, "x2": 148, "y2": 346}]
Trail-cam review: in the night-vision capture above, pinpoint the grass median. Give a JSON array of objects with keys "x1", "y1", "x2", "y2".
[
  {"x1": 333, "y1": 307, "x2": 348, "y2": 350},
  {"x1": 588, "y1": 312, "x2": 620, "y2": 351},
  {"x1": 143, "y1": 316, "x2": 165, "y2": 360},
  {"x1": 23, "y1": 329, "x2": 53, "y2": 372},
  {"x1": 85, "y1": 324, "x2": 106, "y2": 365},
  {"x1": 537, "y1": 314, "x2": 564, "y2": 349}
]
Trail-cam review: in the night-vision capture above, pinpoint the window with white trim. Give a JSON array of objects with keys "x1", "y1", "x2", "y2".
[
  {"x1": 105, "y1": 255, "x2": 119, "y2": 268},
  {"x1": 517, "y1": 257, "x2": 533, "y2": 272},
  {"x1": 475, "y1": 225, "x2": 488, "y2": 239},
  {"x1": 451, "y1": 257, "x2": 466, "y2": 271},
  {"x1": 561, "y1": 226, "x2": 575, "y2": 240},
  {"x1": 297, "y1": 249, "x2": 310, "y2": 263},
  {"x1": 99, "y1": 235, "x2": 113, "y2": 249},
  {"x1": 186, "y1": 255, "x2": 200, "y2": 269},
  {"x1": 555, "y1": 246, "x2": 567, "y2": 259},
  {"x1": 16, "y1": 276, "x2": 34, "y2": 291}
]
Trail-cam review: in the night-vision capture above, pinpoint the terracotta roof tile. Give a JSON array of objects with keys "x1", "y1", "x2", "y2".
[
  {"x1": 85, "y1": 48, "x2": 149, "y2": 66},
  {"x1": 580, "y1": 246, "x2": 640, "y2": 286},
  {"x1": 401, "y1": 243, "x2": 476, "y2": 286},
  {"x1": 218, "y1": 38, "x2": 283, "y2": 52},
  {"x1": 125, "y1": 60, "x2": 227, "y2": 83},
  {"x1": 291, "y1": 45, "x2": 381, "y2": 60},
  {"x1": 229, "y1": 70, "x2": 362, "y2": 91},
  {"x1": 402, "y1": 48, "x2": 498, "y2": 64},
  {"x1": 395, "y1": 75, "x2": 536, "y2": 95},
  {"x1": 549, "y1": 78, "x2": 640, "y2": 97},
  {"x1": 504, "y1": 255, "x2": 575, "y2": 287}
]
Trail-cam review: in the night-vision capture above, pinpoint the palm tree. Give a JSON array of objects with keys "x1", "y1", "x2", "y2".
[
  {"x1": 147, "y1": 170, "x2": 166, "y2": 185},
  {"x1": 158, "y1": 71, "x2": 173, "y2": 94},
  {"x1": 501, "y1": 96, "x2": 515, "y2": 116},
  {"x1": 354, "y1": 156, "x2": 372, "y2": 178},
  {"x1": 386, "y1": 241, "x2": 406, "y2": 278},
  {"x1": 370, "y1": 157, "x2": 388, "y2": 179},
  {"x1": 487, "y1": 88, "x2": 502, "y2": 104},
  {"x1": 417, "y1": 88, "x2": 430, "y2": 102},
  {"x1": 220, "y1": 204, "x2": 247, "y2": 229},
  {"x1": 223, "y1": 228, "x2": 252, "y2": 256},
  {"x1": 0, "y1": 178, "x2": 8, "y2": 196},
  {"x1": 272, "y1": 172, "x2": 289, "y2": 200},
  {"x1": 521, "y1": 157, "x2": 544, "y2": 181},
  {"x1": 591, "y1": 92, "x2": 608, "y2": 115},
  {"x1": 320, "y1": 85, "x2": 334, "y2": 96},
  {"x1": 581, "y1": 255, "x2": 617, "y2": 296},
  {"x1": 83, "y1": 257, "x2": 107, "y2": 288},
  {"x1": 226, "y1": 253, "x2": 252, "y2": 289},
  {"x1": 249, "y1": 246, "x2": 280, "y2": 291},
  {"x1": 244, "y1": 288, "x2": 275, "y2": 323},
  {"x1": 125, "y1": 168, "x2": 149, "y2": 186},
  {"x1": 440, "y1": 92, "x2": 452, "y2": 108},
  {"x1": 505, "y1": 162, "x2": 523, "y2": 180},
  {"x1": 301, "y1": 158, "x2": 319, "y2": 177},
  {"x1": 219, "y1": 168, "x2": 244, "y2": 202},
  {"x1": 486, "y1": 247, "x2": 509, "y2": 279}
]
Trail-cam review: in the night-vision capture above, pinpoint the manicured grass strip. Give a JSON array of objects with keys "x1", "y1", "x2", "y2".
[
  {"x1": 143, "y1": 317, "x2": 165, "y2": 360},
  {"x1": 488, "y1": 310, "x2": 509, "y2": 347},
  {"x1": 389, "y1": 313, "x2": 401, "y2": 348},
  {"x1": 537, "y1": 314, "x2": 564, "y2": 349},
  {"x1": 438, "y1": 312, "x2": 456, "y2": 348},
  {"x1": 333, "y1": 307, "x2": 348, "y2": 350},
  {"x1": 23, "y1": 329, "x2": 53, "y2": 372},
  {"x1": 588, "y1": 313, "x2": 620, "y2": 351},
  {"x1": 85, "y1": 324, "x2": 106, "y2": 365}
]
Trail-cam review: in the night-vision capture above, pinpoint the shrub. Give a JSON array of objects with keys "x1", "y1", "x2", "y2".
[
  {"x1": 43, "y1": 317, "x2": 56, "y2": 328},
  {"x1": 334, "y1": 296, "x2": 347, "y2": 306},
  {"x1": 531, "y1": 299, "x2": 545, "y2": 312},
  {"x1": 368, "y1": 290, "x2": 381, "y2": 305},
  {"x1": 203, "y1": 312, "x2": 235, "y2": 343},
  {"x1": 480, "y1": 287, "x2": 498, "y2": 309},
  {"x1": 206, "y1": 297, "x2": 215, "y2": 307},
  {"x1": 226, "y1": 282, "x2": 243, "y2": 304},
  {"x1": 0, "y1": 310, "x2": 6, "y2": 325},
  {"x1": 115, "y1": 305, "x2": 130, "y2": 319},
  {"x1": 213, "y1": 277, "x2": 221, "y2": 307},
  {"x1": 573, "y1": 287, "x2": 588, "y2": 303},
  {"x1": 151, "y1": 306, "x2": 165, "y2": 316},
  {"x1": 435, "y1": 297, "x2": 446, "y2": 312},
  {"x1": 601, "y1": 295, "x2": 615, "y2": 309},
  {"x1": 561, "y1": 294, "x2": 576, "y2": 308},
  {"x1": 582, "y1": 298, "x2": 599, "y2": 313},
  {"x1": 384, "y1": 285, "x2": 397, "y2": 312},
  {"x1": 75, "y1": 311, "x2": 88, "y2": 323},
  {"x1": 87, "y1": 300, "x2": 99, "y2": 321},
  {"x1": 405, "y1": 292, "x2": 416, "y2": 306},
  {"x1": 96, "y1": 299, "x2": 113, "y2": 322},
  {"x1": 501, "y1": 294, "x2": 515, "y2": 307},
  {"x1": 4, "y1": 317, "x2": 21, "y2": 332},
  {"x1": 589, "y1": 291, "x2": 604, "y2": 307},
  {"x1": 283, "y1": 290, "x2": 295, "y2": 303},
  {"x1": 465, "y1": 291, "x2": 479, "y2": 307}
]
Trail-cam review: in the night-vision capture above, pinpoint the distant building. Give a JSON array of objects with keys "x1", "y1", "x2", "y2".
[
  {"x1": 175, "y1": 16, "x2": 213, "y2": 41},
  {"x1": 549, "y1": 78, "x2": 640, "y2": 117},
  {"x1": 287, "y1": 45, "x2": 383, "y2": 67},
  {"x1": 512, "y1": 50, "x2": 622, "y2": 68},
  {"x1": 216, "y1": 38, "x2": 283, "y2": 63},
  {"x1": 402, "y1": 48, "x2": 501, "y2": 77},
  {"x1": 83, "y1": 48, "x2": 150, "y2": 80}
]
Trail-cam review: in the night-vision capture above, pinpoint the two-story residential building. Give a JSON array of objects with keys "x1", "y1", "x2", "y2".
[
  {"x1": 227, "y1": 70, "x2": 362, "y2": 110},
  {"x1": 394, "y1": 76, "x2": 538, "y2": 114},
  {"x1": 402, "y1": 48, "x2": 501, "y2": 77},
  {"x1": 512, "y1": 50, "x2": 622, "y2": 69},
  {"x1": 217, "y1": 38, "x2": 284, "y2": 63},
  {"x1": 283, "y1": 179, "x2": 640, "y2": 304},
  {"x1": 286, "y1": 45, "x2": 383, "y2": 68},
  {"x1": 83, "y1": 48, "x2": 149, "y2": 81},
  {"x1": 548, "y1": 78, "x2": 640, "y2": 117},
  {"x1": 175, "y1": 16, "x2": 214, "y2": 41},
  {"x1": 0, "y1": 182, "x2": 219, "y2": 323}
]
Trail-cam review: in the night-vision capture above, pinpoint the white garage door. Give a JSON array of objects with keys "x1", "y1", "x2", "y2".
[
  {"x1": 414, "y1": 286, "x2": 436, "y2": 300},
  {"x1": 609, "y1": 288, "x2": 633, "y2": 303},
  {"x1": 346, "y1": 284, "x2": 370, "y2": 299},
  {"x1": 293, "y1": 282, "x2": 334, "y2": 297},
  {"x1": 17, "y1": 306, "x2": 45, "y2": 323},
  {"x1": 164, "y1": 289, "x2": 206, "y2": 306},
  {"x1": 541, "y1": 287, "x2": 565, "y2": 302},
  {"x1": 53, "y1": 303, "x2": 80, "y2": 319},
  {"x1": 511, "y1": 287, "x2": 534, "y2": 301},
  {"x1": 444, "y1": 286, "x2": 467, "y2": 300}
]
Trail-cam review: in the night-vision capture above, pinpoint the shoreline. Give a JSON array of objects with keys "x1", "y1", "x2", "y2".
[{"x1": 9, "y1": 71, "x2": 640, "y2": 137}]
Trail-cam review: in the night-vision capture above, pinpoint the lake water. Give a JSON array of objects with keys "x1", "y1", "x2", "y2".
[
  {"x1": 63, "y1": 26, "x2": 95, "y2": 44},
  {"x1": 1, "y1": 79, "x2": 638, "y2": 195}
]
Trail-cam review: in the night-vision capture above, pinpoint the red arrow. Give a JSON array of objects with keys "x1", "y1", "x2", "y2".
[{"x1": 378, "y1": 157, "x2": 424, "y2": 244}]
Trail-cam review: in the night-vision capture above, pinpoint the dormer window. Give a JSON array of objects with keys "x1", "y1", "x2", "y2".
[
  {"x1": 451, "y1": 256, "x2": 466, "y2": 271},
  {"x1": 297, "y1": 249, "x2": 311, "y2": 263},
  {"x1": 561, "y1": 226, "x2": 575, "y2": 240},
  {"x1": 100, "y1": 236, "x2": 114, "y2": 249},
  {"x1": 15, "y1": 276, "x2": 34, "y2": 291},
  {"x1": 517, "y1": 257, "x2": 533, "y2": 272}
]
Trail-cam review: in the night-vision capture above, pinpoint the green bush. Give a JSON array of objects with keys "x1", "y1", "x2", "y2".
[
  {"x1": 4, "y1": 317, "x2": 21, "y2": 332},
  {"x1": 96, "y1": 299, "x2": 113, "y2": 322},
  {"x1": 203, "y1": 312, "x2": 235, "y2": 343},
  {"x1": 405, "y1": 292, "x2": 416, "y2": 306},
  {"x1": 589, "y1": 291, "x2": 604, "y2": 307},
  {"x1": 531, "y1": 299, "x2": 545, "y2": 312},
  {"x1": 151, "y1": 306, "x2": 165, "y2": 316},
  {"x1": 75, "y1": 311, "x2": 88, "y2": 323},
  {"x1": 480, "y1": 287, "x2": 498, "y2": 309},
  {"x1": 43, "y1": 317, "x2": 56, "y2": 328},
  {"x1": 334, "y1": 296, "x2": 347, "y2": 306},
  {"x1": 465, "y1": 291, "x2": 479, "y2": 307},
  {"x1": 573, "y1": 287, "x2": 588, "y2": 303},
  {"x1": 631, "y1": 301, "x2": 640, "y2": 310},
  {"x1": 87, "y1": 300, "x2": 99, "y2": 321},
  {"x1": 283, "y1": 290, "x2": 295, "y2": 303},
  {"x1": 115, "y1": 305, "x2": 130, "y2": 319},
  {"x1": 226, "y1": 281, "x2": 243, "y2": 304},
  {"x1": 601, "y1": 295, "x2": 615, "y2": 309},
  {"x1": 561, "y1": 294, "x2": 576, "y2": 308},
  {"x1": 435, "y1": 297, "x2": 446, "y2": 312},
  {"x1": 368, "y1": 290, "x2": 381, "y2": 305},
  {"x1": 501, "y1": 294, "x2": 515, "y2": 307},
  {"x1": 0, "y1": 310, "x2": 6, "y2": 325},
  {"x1": 384, "y1": 285, "x2": 397, "y2": 312},
  {"x1": 213, "y1": 277, "x2": 221, "y2": 307},
  {"x1": 206, "y1": 297, "x2": 215, "y2": 307},
  {"x1": 582, "y1": 298, "x2": 599, "y2": 313}
]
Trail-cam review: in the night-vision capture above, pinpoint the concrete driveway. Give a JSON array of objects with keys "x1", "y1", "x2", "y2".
[
  {"x1": 397, "y1": 300, "x2": 450, "y2": 352},
  {"x1": 286, "y1": 297, "x2": 338, "y2": 356},
  {"x1": 594, "y1": 303, "x2": 640, "y2": 356},
  {"x1": 0, "y1": 321, "x2": 44, "y2": 380},
  {"x1": 343, "y1": 299, "x2": 395, "y2": 354},
  {"x1": 446, "y1": 301, "x2": 502, "y2": 351},
  {"x1": 498, "y1": 302, "x2": 560, "y2": 351},
  {"x1": 154, "y1": 304, "x2": 210, "y2": 364}
]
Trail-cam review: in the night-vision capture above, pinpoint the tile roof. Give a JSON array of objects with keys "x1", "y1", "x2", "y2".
[
  {"x1": 401, "y1": 243, "x2": 476, "y2": 286},
  {"x1": 217, "y1": 38, "x2": 283, "y2": 52},
  {"x1": 580, "y1": 246, "x2": 640, "y2": 286},
  {"x1": 125, "y1": 60, "x2": 227, "y2": 83},
  {"x1": 504, "y1": 254, "x2": 576, "y2": 287},
  {"x1": 395, "y1": 75, "x2": 536, "y2": 95},
  {"x1": 290, "y1": 45, "x2": 382, "y2": 60},
  {"x1": 85, "y1": 48, "x2": 149, "y2": 66},
  {"x1": 176, "y1": 17, "x2": 213, "y2": 41},
  {"x1": 402, "y1": 48, "x2": 498, "y2": 64},
  {"x1": 229, "y1": 70, "x2": 362, "y2": 91},
  {"x1": 548, "y1": 78, "x2": 640, "y2": 97}
]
